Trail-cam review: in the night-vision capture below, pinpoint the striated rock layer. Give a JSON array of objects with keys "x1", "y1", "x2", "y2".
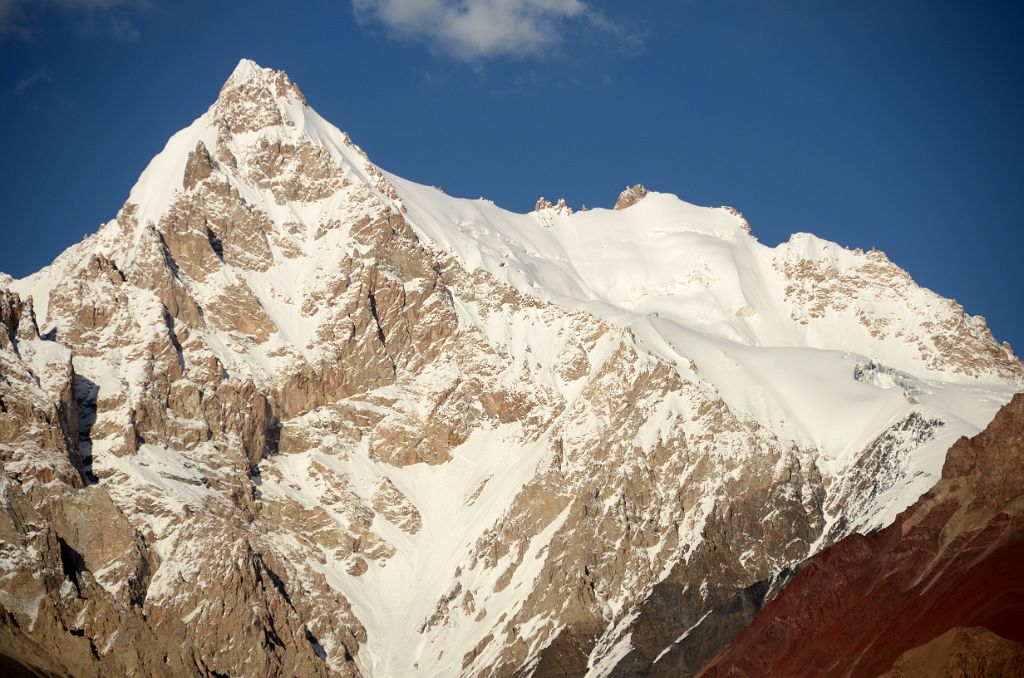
[
  {"x1": 701, "y1": 392, "x2": 1024, "y2": 677},
  {"x1": 0, "y1": 59, "x2": 1021, "y2": 677}
]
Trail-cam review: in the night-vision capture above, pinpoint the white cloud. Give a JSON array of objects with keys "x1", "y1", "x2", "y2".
[{"x1": 352, "y1": 0, "x2": 618, "y2": 61}]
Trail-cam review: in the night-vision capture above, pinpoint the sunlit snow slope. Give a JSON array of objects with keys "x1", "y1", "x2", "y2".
[{"x1": 393, "y1": 175, "x2": 1017, "y2": 507}]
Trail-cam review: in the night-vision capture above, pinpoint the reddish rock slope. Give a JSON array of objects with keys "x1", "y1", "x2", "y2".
[{"x1": 701, "y1": 392, "x2": 1024, "y2": 677}]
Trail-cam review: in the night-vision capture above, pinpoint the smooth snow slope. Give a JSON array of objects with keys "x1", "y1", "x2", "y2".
[{"x1": 391, "y1": 174, "x2": 1017, "y2": 477}]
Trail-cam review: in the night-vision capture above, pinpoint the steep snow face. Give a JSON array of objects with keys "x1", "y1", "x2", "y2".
[{"x1": 2, "y1": 59, "x2": 1022, "y2": 678}]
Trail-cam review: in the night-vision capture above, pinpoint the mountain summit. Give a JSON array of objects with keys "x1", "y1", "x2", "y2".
[{"x1": 0, "y1": 59, "x2": 1021, "y2": 677}]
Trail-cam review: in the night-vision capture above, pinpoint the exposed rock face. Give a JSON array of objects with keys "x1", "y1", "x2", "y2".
[
  {"x1": 701, "y1": 392, "x2": 1024, "y2": 677},
  {"x1": 614, "y1": 184, "x2": 648, "y2": 210},
  {"x1": 182, "y1": 141, "x2": 215, "y2": 190},
  {"x1": 776, "y1": 237, "x2": 1022, "y2": 380},
  {"x1": 534, "y1": 196, "x2": 573, "y2": 217},
  {"x1": 0, "y1": 289, "x2": 341, "y2": 676},
  {"x1": 0, "y1": 59, "x2": 1021, "y2": 678}
]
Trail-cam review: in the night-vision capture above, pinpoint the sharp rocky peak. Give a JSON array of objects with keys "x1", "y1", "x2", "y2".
[
  {"x1": 213, "y1": 59, "x2": 309, "y2": 136},
  {"x1": 221, "y1": 58, "x2": 308, "y2": 107},
  {"x1": 98, "y1": 58, "x2": 403, "y2": 284}
]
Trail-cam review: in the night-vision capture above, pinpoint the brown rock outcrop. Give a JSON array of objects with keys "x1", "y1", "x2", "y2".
[
  {"x1": 614, "y1": 184, "x2": 648, "y2": 210},
  {"x1": 182, "y1": 141, "x2": 215, "y2": 190}
]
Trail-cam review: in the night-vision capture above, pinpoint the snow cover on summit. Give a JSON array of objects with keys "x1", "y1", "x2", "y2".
[
  {"x1": 391, "y1": 168, "x2": 1021, "y2": 537},
  {"x1": 3, "y1": 60, "x2": 1022, "y2": 677}
]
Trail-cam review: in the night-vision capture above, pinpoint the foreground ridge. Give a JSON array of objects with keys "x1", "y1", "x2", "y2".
[
  {"x1": 702, "y1": 393, "x2": 1024, "y2": 677},
  {"x1": 0, "y1": 59, "x2": 1021, "y2": 677}
]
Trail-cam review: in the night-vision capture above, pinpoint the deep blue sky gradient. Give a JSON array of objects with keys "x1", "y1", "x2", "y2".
[{"x1": 1, "y1": 1, "x2": 1022, "y2": 349}]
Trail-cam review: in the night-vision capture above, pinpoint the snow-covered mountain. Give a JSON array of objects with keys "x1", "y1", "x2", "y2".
[{"x1": 0, "y1": 59, "x2": 1020, "y2": 677}]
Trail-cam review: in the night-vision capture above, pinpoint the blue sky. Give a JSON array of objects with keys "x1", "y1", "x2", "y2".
[{"x1": 1, "y1": 0, "x2": 1022, "y2": 349}]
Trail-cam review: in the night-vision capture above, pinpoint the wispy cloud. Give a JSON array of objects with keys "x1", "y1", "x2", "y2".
[
  {"x1": 489, "y1": 70, "x2": 541, "y2": 96},
  {"x1": 14, "y1": 68, "x2": 51, "y2": 93},
  {"x1": 0, "y1": 0, "x2": 148, "y2": 41},
  {"x1": 352, "y1": 0, "x2": 640, "y2": 62}
]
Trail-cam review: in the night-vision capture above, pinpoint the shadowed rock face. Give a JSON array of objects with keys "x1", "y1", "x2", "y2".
[
  {"x1": 881, "y1": 627, "x2": 1024, "y2": 678},
  {"x1": 701, "y1": 392, "x2": 1024, "y2": 678}
]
